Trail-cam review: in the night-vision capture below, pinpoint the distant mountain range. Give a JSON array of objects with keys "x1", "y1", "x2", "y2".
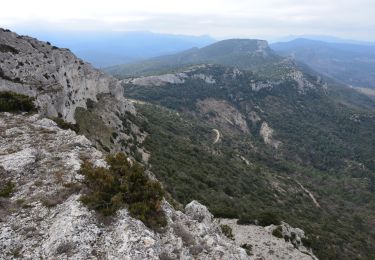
[
  {"x1": 104, "y1": 39, "x2": 281, "y2": 78},
  {"x1": 271, "y1": 38, "x2": 375, "y2": 89},
  {"x1": 16, "y1": 30, "x2": 215, "y2": 68},
  {"x1": 271, "y1": 35, "x2": 375, "y2": 46}
]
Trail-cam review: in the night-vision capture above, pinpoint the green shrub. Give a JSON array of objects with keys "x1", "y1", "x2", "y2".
[
  {"x1": 51, "y1": 117, "x2": 79, "y2": 132},
  {"x1": 301, "y1": 237, "x2": 312, "y2": 248},
  {"x1": 0, "y1": 91, "x2": 36, "y2": 113},
  {"x1": 220, "y1": 224, "x2": 234, "y2": 240},
  {"x1": 80, "y1": 153, "x2": 166, "y2": 230},
  {"x1": 272, "y1": 225, "x2": 283, "y2": 238},
  {"x1": 258, "y1": 211, "x2": 281, "y2": 226},
  {"x1": 237, "y1": 213, "x2": 256, "y2": 225},
  {"x1": 0, "y1": 181, "x2": 15, "y2": 197},
  {"x1": 240, "y1": 244, "x2": 253, "y2": 256}
]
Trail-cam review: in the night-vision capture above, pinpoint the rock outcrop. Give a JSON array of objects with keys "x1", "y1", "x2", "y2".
[
  {"x1": 219, "y1": 219, "x2": 317, "y2": 260},
  {"x1": 123, "y1": 65, "x2": 216, "y2": 87},
  {"x1": 260, "y1": 122, "x2": 282, "y2": 149},
  {"x1": 0, "y1": 28, "x2": 138, "y2": 153},
  {"x1": 196, "y1": 98, "x2": 250, "y2": 134}
]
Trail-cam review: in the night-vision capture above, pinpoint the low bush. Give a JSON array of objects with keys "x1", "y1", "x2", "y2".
[
  {"x1": 301, "y1": 237, "x2": 312, "y2": 248},
  {"x1": 272, "y1": 225, "x2": 283, "y2": 238},
  {"x1": 240, "y1": 244, "x2": 253, "y2": 256},
  {"x1": 220, "y1": 224, "x2": 234, "y2": 240},
  {"x1": 0, "y1": 91, "x2": 36, "y2": 113},
  {"x1": 258, "y1": 211, "x2": 281, "y2": 226},
  {"x1": 51, "y1": 117, "x2": 79, "y2": 132},
  {"x1": 80, "y1": 153, "x2": 166, "y2": 230},
  {"x1": 237, "y1": 213, "x2": 256, "y2": 225},
  {"x1": 0, "y1": 181, "x2": 15, "y2": 197}
]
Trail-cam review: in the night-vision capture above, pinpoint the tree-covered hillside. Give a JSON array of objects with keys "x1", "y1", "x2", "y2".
[{"x1": 121, "y1": 64, "x2": 375, "y2": 259}]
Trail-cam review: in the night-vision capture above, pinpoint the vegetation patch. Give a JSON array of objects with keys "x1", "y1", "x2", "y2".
[
  {"x1": 80, "y1": 153, "x2": 166, "y2": 230},
  {"x1": 272, "y1": 225, "x2": 283, "y2": 238},
  {"x1": 258, "y1": 211, "x2": 281, "y2": 227},
  {"x1": 220, "y1": 224, "x2": 234, "y2": 240},
  {"x1": 0, "y1": 181, "x2": 15, "y2": 198},
  {"x1": 75, "y1": 107, "x2": 113, "y2": 152},
  {"x1": 301, "y1": 237, "x2": 312, "y2": 248},
  {"x1": 0, "y1": 91, "x2": 36, "y2": 113},
  {"x1": 237, "y1": 213, "x2": 257, "y2": 225},
  {"x1": 240, "y1": 244, "x2": 253, "y2": 256},
  {"x1": 122, "y1": 68, "x2": 375, "y2": 259},
  {"x1": 50, "y1": 117, "x2": 79, "y2": 132}
]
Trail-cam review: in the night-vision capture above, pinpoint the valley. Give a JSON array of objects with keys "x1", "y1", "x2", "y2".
[{"x1": 115, "y1": 42, "x2": 375, "y2": 259}]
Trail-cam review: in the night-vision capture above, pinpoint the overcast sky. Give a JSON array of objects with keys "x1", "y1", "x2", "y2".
[{"x1": 1, "y1": 0, "x2": 375, "y2": 41}]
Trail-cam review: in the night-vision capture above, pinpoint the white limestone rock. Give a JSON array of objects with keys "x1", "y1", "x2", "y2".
[
  {"x1": 0, "y1": 28, "x2": 137, "y2": 152},
  {"x1": 260, "y1": 121, "x2": 282, "y2": 149},
  {"x1": 219, "y1": 218, "x2": 318, "y2": 260}
]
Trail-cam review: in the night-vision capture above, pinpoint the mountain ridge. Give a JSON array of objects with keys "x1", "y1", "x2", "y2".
[
  {"x1": 271, "y1": 38, "x2": 375, "y2": 89},
  {"x1": 15, "y1": 30, "x2": 215, "y2": 67},
  {"x1": 104, "y1": 39, "x2": 280, "y2": 78}
]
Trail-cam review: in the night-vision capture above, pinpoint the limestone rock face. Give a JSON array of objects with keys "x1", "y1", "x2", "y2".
[
  {"x1": 0, "y1": 113, "x2": 248, "y2": 259},
  {"x1": 0, "y1": 28, "x2": 134, "y2": 123},
  {"x1": 260, "y1": 121, "x2": 282, "y2": 149},
  {"x1": 123, "y1": 65, "x2": 216, "y2": 87},
  {"x1": 0, "y1": 28, "x2": 139, "y2": 152},
  {"x1": 196, "y1": 98, "x2": 250, "y2": 134}
]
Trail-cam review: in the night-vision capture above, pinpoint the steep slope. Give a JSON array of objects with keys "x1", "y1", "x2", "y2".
[
  {"x1": 105, "y1": 39, "x2": 281, "y2": 78},
  {"x1": 0, "y1": 113, "x2": 249, "y2": 259},
  {"x1": 271, "y1": 38, "x2": 375, "y2": 89},
  {"x1": 0, "y1": 113, "x2": 316, "y2": 259},
  {"x1": 122, "y1": 64, "x2": 375, "y2": 259},
  {"x1": 0, "y1": 28, "x2": 143, "y2": 154}
]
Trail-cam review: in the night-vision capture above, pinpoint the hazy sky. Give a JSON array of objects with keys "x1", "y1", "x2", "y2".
[{"x1": 1, "y1": 0, "x2": 375, "y2": 41}]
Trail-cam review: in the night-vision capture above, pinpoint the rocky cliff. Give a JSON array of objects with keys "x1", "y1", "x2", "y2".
[{"x1": 0, "y1": 28, "x2": 138, "y2": 153}]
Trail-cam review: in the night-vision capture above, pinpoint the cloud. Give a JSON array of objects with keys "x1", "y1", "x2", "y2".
[{"x1": 1, "y1": 0, "x2": 374, "y2": 41}]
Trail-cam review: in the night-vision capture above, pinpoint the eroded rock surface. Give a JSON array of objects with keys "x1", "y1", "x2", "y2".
[
  {"x1": 0, "y1": 28, "x2": 139, "y2": 153},
  {"x1": 260, "y1": 121, "x2": 282, "y2": 149},
  {"x1": 123, "y1": 65, "x2": 216, "y2": 87},
  {"x1": 197, "y1": 98, "x2": 250, "y2": 134},
  {"x1": 219, "y1": 219, "x2": 317, "y2": 260}
]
